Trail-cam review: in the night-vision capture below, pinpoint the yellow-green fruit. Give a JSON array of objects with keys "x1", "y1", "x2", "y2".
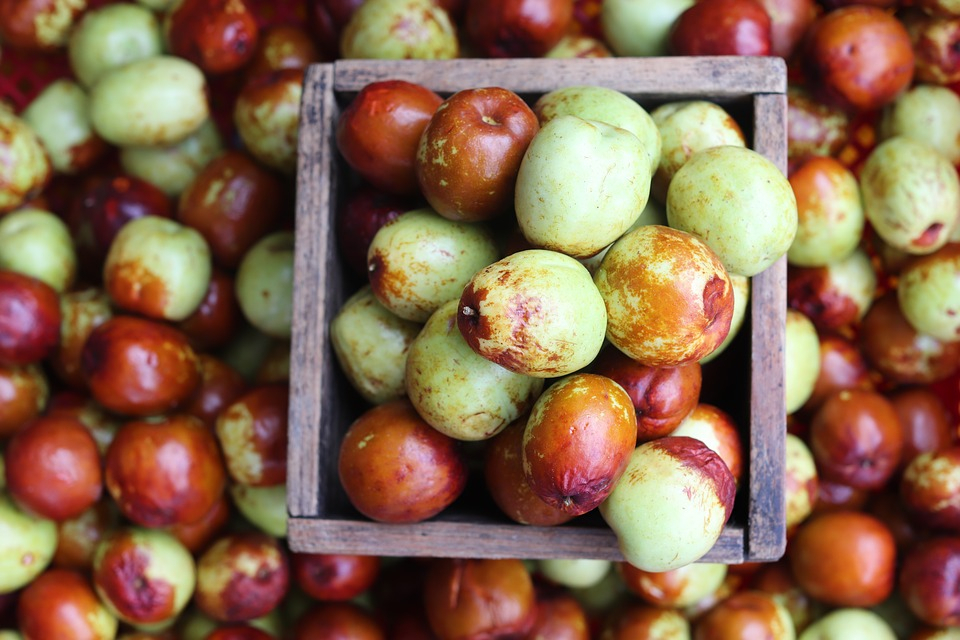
[
  {"x1": 622, "y1": 562, "x2": 728, "y2": 608},
  {"x1": 0, "y1": 208, "x2": 76, "y2": 292},
  {"x1": 230, "y1": 484, "x2": 287, "y2": 538},
  {"x1": 651, "y1": 100, "x2": 745, "y2": 202},
  {"x1": 785, "y1": 309, "x2": 821, "y2": 415},
  {"x1": 534, "y1": 85, "x2": 661, "y2": 172},
  {"x1": 340, "y1": 0, "x2": 458, "y2": 59},
  {"x1": 21, "y1": 79, "x2": 102, "y2": 175},
  {"x1": 798, "y1": 608, "x2": 896, "y2": 640},
  {"x1": 0, "y1": 106, "x2": 51, "y2": 213},
  {"x1": 785, "y1": 433, "x2": 818, "y2": 531},
  {"x1": 406, "y1": 299, "x2": 544, "y2": 441},
  {"x1": 880, "y1": 84, "x2": 960, "y2": 164},
  {"x1": 0, "y1": 492, "x2": 57, "y2": 594},
  {"x1": 69, "y1": 3, "x2": 163, "y2": 88},
  {"x1": 667, "y1": 146, "x2": 798, "y2": 277},
  {"x1": 331, "y1": 286, "x2": 422, "y2": 405},
  {"x1": 860, "y1": 136, "x2": 960, "y2": 255},
  {"x1": 236, "y1": 232, "x2": 295, "y2": 339},
  {"x1": 367, "y1": 208, "x2": 499, "y2": 323},
  {"x1": 601, "y1": 0, "x2": 695, "y2": 57},
  {"x1": 90, "y1": 55, "x2": 209, "y2": 147},
  {"x1": 538, "y1": 558, "x2": 611, "y2": 589},
  {"x1": 515, "y1": 115, "x2": 652, "y2": 259},
  {"x1": 897, "y1": 242, "x2": 960, "y2": 341},
  {"x1": 120, "y1": 119, "x2": 223, "y2": 197},
  {"x1": 458, "y1": 249, "x2": 607, "y2": 378}
]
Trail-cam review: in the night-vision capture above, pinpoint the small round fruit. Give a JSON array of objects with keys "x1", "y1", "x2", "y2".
[
  {"x1": 423, "y1": 559, "x2": 535, "y2": 640},
  {"x1": 368, "y1": 208, "x2": 500, "y2": 323},
  {"x1": 293, "y1": 602, "x2": 385, "y2": 640},
  {"x1": 861, "y1": 137, "x2": 960, "y2": 255},
  {"x1": 5, "y1": 415, "x2": 102, "y2": 521},
  {"x1": 785, "y1": 434, "x2": 818, "y2": 531},
  {"x1": 667, "y1": 146, "x2": 797, "y2": 277},
  {"x1": 0, "y1": 0, "x2": 86, "y2": 50},
  {"x1": 901, "y1": 447, "x2": 960, "y2": 531},
  {"x1": 105, "y1": 414, "x2": 227, "y2": 528},
  {"x1": 53, "y1": 288, "x2": 113, "y2": 389},
  {"x1": 881, "y1": 84, "x2": 960, "y2": 165},
  {"x1": 0, "y1": 106, "x2": 50, "y2": 214},
  {"x1": 787, "y1": 248, "x2": 877, "y2": 333},
  {"x1": 890, "y1": 387, "x2": 953, "y2": 469},
  {"x1": 81, "y1": 316, "x2": 201, "y2": 417},
  {"x1": 0, "y1": 270, "x2": 61, "y2": 366},
  {"x1": 594, "y1": 225, "x2": 734, "y2": 366},
  {"x1": 164, "y1": 0, "x2": 259, "y2": 74},
  {"x1": 522, "y1": 373, "x2": 637, "y2": 515},
  {"x1": 195, "y1": 533, "x2": 289, "y2": 622},
  {"x1": 338, "y1": 399, "x2": 467, "y2": 523},
  {"x1": 229, "y1": 484, "x2": 287, "y2": 538},
  {"x1": 0, "y1": 364, "x2": 47, "y2": 437},
  {"x1": 801, "y1": 6, "x2": 915, "y2": 112},
  {"x1": 20, "y1": 79, "x2": 107, "y2": 175},
  {"x1": 68, "y1": 3, "x2": 163, "y2": 88},
  {"x1": 235, "y1": 231, "x2": 295, "y2": 339},
  {"x1": 788, "y1": 510, "x2": 896, "y2": 607},
  {"x1": 92, "y1": 527, "x2": 196, "y2": 628},
  {"x1": 246, "y1": 24, "x2": 320, "y2": 78},
  {"x1": 599, "y1": 436, "x2": 736, "y2": 572},
  {"x1": 17, "y1": 569, "x2": 118, "y2": 640},
  {"x1": 601, "y1": 0, "x2": 696, "y2": 57},
  {"x1": 693, "y1": 590, "x2": 795, "y2": 640},
  {"x1": 798, "y1": 608, "x2": 896, "y2": 640},
  {"x1": 104, "y1": 216, "x2": 212, "y2": 322},
  {"x1": 292, "y1": 554, "x2": 379, "y2": 602},
  {"x1": 233, "y1": 68, "x2": 303, "y2": 174},
  {"x1": 0, "y1": 208, "x2": 76, "y2": 292},
  {"x1": 406, "y1": 299, "x2": 544, "y2": 441},
  {"x1": 464, "y1": 0, "x2": 572, "y2": 57},
  {"x1": 458, "y1": 249, "x2": 606, "y2": 377},
  {"x1": 785, "y1": 309, "x2": 821, "y2": 415},
  {"x1": 119, "y1": 119, "x2": 224, "y2": 198},
  {"x1": 336, "y1": 80, "x2": 443, "y2": 196},
  {"x1": 786, "y1": 86, "x2": 850, "y2": 166},
  {"x1": 898, "y1": 243, "x2": 960, "y2": 341},
  {"x1": 339, "y1": 0, "x2": 458, "y2": 59},
  {"x1": 0, "y1": 492, "x2": 58, "y2": 594},
  {"x1": 215, "y1": 385, "x2": 289, "y2": 487},
  {"x1": 669, "y1": 403, "x2": 744, "y2": 485},
  {"x1": 669, "y1": 0, "x2": 773, "y2": 56},
  {"x1": 601, "y1": 604, "x2": 691, "y2": 639},
  {"x1": 899, "y1": 537, "x2": 960, "y2": 628},
  {"x1": 619, "y1": 561, "x2": 728, "y2": 608},
  {"x1": 89, "y1": 55, "x2": 209, "y2": 147}
]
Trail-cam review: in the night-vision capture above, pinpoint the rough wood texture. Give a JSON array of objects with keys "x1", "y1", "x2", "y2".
[{"x1": 290, "y1": 57, "x2": 788, "y2": 563}]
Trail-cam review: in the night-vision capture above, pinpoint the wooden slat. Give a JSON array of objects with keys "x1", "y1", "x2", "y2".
[
  {"x1": 289, "y1": 518, "x2": 746, "y2": 563},
  {"x1": 289, "y1": 63, "x2": 336, "y2": 517},
  {"x1": 744, "y1": 93, "x2": 789, "y2": 563},
  {"x1": 334, "y1": 57, "x2": 787, "y2": 99}
]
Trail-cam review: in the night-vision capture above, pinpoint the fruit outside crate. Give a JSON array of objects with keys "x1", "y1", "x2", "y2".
[{"x1": 289, "y1": 57, "x2": 788, "y2": 564}]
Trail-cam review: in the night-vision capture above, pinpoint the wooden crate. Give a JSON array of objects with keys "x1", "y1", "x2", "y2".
[{"x1": 289, "y1": 57, "x2": 788, "y2": 564}]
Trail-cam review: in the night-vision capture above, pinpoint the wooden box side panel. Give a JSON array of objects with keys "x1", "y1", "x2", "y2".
[{"x1": 290, "y1": 58, "x2": 788, "y2": 564}]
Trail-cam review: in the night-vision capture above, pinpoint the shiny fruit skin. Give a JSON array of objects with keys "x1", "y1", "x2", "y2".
[
  {"x1": 165, "y1": 0, "x2": 259, "y2": 74},
  {"x1": 338, "y1": 399, "x2": 467, "y2": 523},
  {"x1": 176, "y1": 268, "x2": 241, "y2": 351},
  {"x1": 0, "y1": 363, "x2": 48, "y2": 437},
  {"x1": 4, "y1": 414, "x2": 102, "y2": 521},
  {"x1": 801, "y1": 6, "x2": 915, "y2": 112},
  {"x1": 464, "y1": 0, "x2": 574, "y2": 57},
  {"x1": 670, "y1": 0, "x2": 772, "y2": 56},
  {"x1": 901, "y1": 447, "x2": 960, "y2": 532},
  {"x1": 0, "y1": 270, "x2": 61, "y2": 366},
  {"x1": 177, "y1": 150, "x2": 283, "y2": 269},
  {"x1": 788, "y1": 510, "x2": 896, "y2": 607},
  {"x1": 899, "y1": 537, "x2": 960, "y2": 627},
  {"x1": 336, "y1": 80, "x2": 443, "y2": 196},
  {"x1": 246, "y1": 24, "x2": 320, "y2": 79},
  {"x1": 181, "y1": 355, "x2": 247, "y2": 428},
  {"x1": 17, "y1": 568, "x2": 118, "y2": 639},
  {"x1": 293, "y1": 602, "x2": 385, "y2": 640},
  {"x1": 105, "y1": 414, "x2": 227, "y2": 528},
  {"x1": 195, "y1": 532, "x2": 289, "y2": 622},
  {"x1": 81, "y1": 316, "x2": 201, "y2": 417},
  {"x1": 292, "y1": 553, "x2": 380, "y2": 602},
  {"x1": 214, "y1": 384, "x2": 289, "y2": 487}
]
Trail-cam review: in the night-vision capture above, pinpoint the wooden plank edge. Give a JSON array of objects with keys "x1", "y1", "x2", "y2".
[
  {"x1": 288, "y1": 519, "x2": 746, "y2": 564},
  {"x1": 331, "y1": 57, "x2": 787, "y2": 97},
  {"x1": 289, "y1": 63, "x2": 336, "y2": 518}
]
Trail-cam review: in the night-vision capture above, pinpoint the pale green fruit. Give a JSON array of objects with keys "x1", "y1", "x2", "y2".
[
  {"x1": 340, "y1": 0, "x2": 458, "y2": 59},
  {"x1": 880, "y1": 84, "x2": 960, "y2": 164},
  {"x1": 813, "y1": 248, "x2": 878, "y2": 326},
  {"x1": 651, "y1": 101, "x2": 745, "y2": 202},
  {"x1": 785, "y1": 309, "x2": 821, "y2": 415},
  {"x1": 543, "y1": 34, "x2": 612, "y2": 58},
  {"x1": 538, "y1": 558, "x2": 611, "y2": 589},
  {"x1": 0, "y1": 208, "x2": 76, "y2": 292},
  {"x1": 367, "y1": 208, "x2": 499, "y2": 322},
  {"x1": 406, "y1": 299, "x2": 544, "y2": 441},
  {"x1": 236, "y1": 232, "x2": 295, "y2": 339},
  {"x1": 785, "y1": 434, "x2": 817, "y2": 531},
  {"x1": 230, "y1": 484, "x2": 287, "y2": 538},
  {"x1": 69, "y1": 3, "x2": 163, "y2": 88},
  {"x1": 458, "y1": 249, "x2": 606, "y2": 377},
  {"x1": 667, "y1": 146, "x2": 798, "y2": 277},
  {"x1": 21, "y1": 79, "x2": 101, "y2": 174},
  {"x1": 534, "y1": 86, "x2": 660, "y2": 172},
  {"x1": 798, "y1": 608, "x2": 896, "y2": 640},
  {"x1": 515, "y1": 115, "x2": 651, "y2": 259},
  {"x1": 135, "y1": 0, "x2": 175, "y2": 9},
  {"x1": 699, "y1": 272, "x2": 749, "y2": 365},
  {"x1": 599, "y1": 437, "x2": 735, "y2": 572},
  {"x1": 788, "y1": 158, "x2": 865, "y2": 268},
  {"x1": 569, "y1": 567, "x2": 628, "y2": 615},
  {"x1": 0, "y1": 492, "x2": 57, "y2": 594},
  {"x1": 331, "y1": 286, "x2": 422, "y2": 405},
  {"x1": 93, "y1": 528, "x2": 195, "y2": 628},
  {"x1": 594, "y1": 225, "x2": 734, "y2": 366},
  {"x1": 90, "y1": 56, "x2": 209, "y2": 147},
  {"x1": 0, "y1": 632, "x2": 23, "y2": 640},
  {"x1": 601, "y1": 0, "x2": 696, "y2": 56},
  {"x1": 120, "y1": 119, "x2": 223, "y2": 197},
  {"x1": 861, "y1": 136, "x2": 960, "y2": 255},
  {"x1": 0, "y1": 106, "x2": 51, "y2": 214},
  {"x1": 897, "y1": 243, "x2": 960, "y2": 341},
  {"x1": 104, "y1": 216, "x2": 212, "y2": 321}
]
